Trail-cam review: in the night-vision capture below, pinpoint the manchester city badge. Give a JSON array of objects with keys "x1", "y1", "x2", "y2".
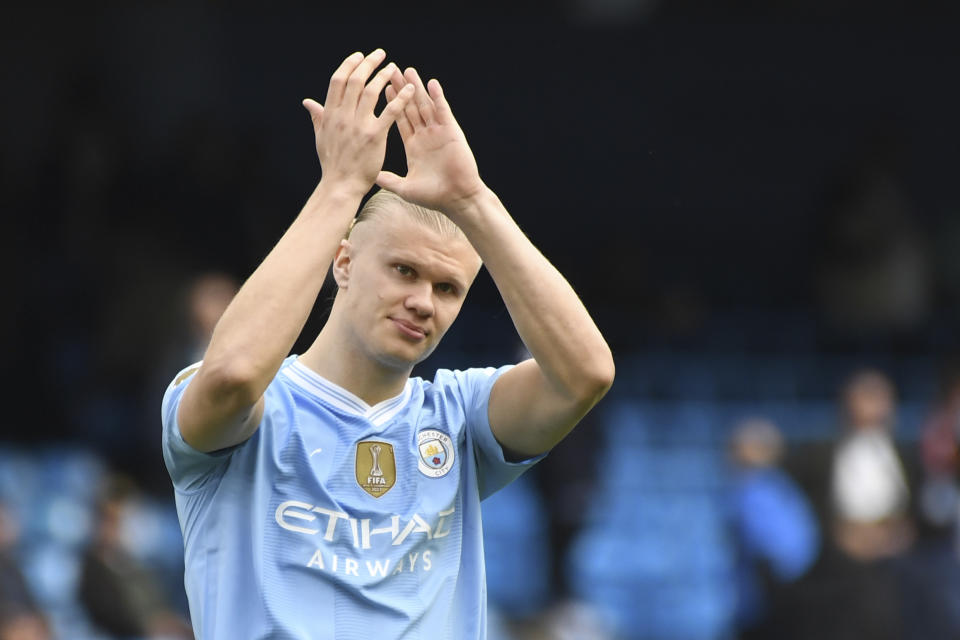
[{"x1": 417, "y1": 429, "x2": 454, "y2": 478}]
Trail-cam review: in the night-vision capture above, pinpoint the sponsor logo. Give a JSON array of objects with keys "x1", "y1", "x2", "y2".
[
  {"x1": 304, "y1": 548, "x2": 433, "y2": 578},
  {"x1": 355, "y1": 441, "x2": 396, "y2": 498},
  {"x1": 274, "y1": 499, "x2": 457, "y2": 582},
  {"x1": 417, "y1": 429, "x2": 454, "y2": 478},
  {"x1": 275, "y1": 500, "x2": 455, "y2": 549}
]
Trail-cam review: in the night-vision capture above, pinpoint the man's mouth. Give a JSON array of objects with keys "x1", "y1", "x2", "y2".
[{"x1": 389, "y1": 317, "x2": 428, "y2": 340}]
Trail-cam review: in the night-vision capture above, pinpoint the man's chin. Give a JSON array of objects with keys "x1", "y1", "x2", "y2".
[{"x1": 375, "y1": 343, "x2": 436, "y2": 371}]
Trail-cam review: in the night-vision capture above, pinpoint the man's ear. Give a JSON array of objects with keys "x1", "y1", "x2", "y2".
[{"x1": 331, "y1": 239, "x2": 352, "y2": 289}]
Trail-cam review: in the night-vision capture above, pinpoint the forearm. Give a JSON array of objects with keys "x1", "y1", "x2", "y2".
[
  {"x1": 199, "y1": 180, "x2": 363, "y2": 395},
  {"x1": 451, "y1": 188, "x2": 614, "y2": 399}
]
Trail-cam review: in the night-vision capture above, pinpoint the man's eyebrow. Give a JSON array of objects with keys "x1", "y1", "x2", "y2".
[
  {"x1": 444, "y1": 276, "x2": 468, "y2": 292},
  {"x1": 385, "y1": 252, "x2": 468, "y2": 290}
]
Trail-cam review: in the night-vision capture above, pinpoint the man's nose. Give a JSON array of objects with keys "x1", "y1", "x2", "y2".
[{"x1": 404, "y1": 282, "x2": 435, "y2": 317}]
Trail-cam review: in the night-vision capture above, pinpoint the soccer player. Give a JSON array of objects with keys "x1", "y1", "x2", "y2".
[{"x1": 161, "y1": 49, "x2": 614, "y2": 639}]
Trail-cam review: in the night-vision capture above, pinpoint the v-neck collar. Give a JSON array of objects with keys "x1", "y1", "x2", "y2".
[{"x1": 281, "y1": 357, "x2": 412, "y2": 427}]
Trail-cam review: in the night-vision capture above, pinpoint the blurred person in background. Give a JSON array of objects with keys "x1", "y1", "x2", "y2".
[
  {"x1": 727, "y1": 418, "x2": 819, "y2": 639},
  {"x1": 78, "y1": 476, "x2": 192, "y2": 639},
  {"x1": 181, "y1": 273, "x2": 240, "y2": 365},
  {"x1": 815, "y1": 133, "x2": 932, "y2": 341},
  {"x1": 142, "y1": 272, "x2": 240, "y2": 493},
  {"x1": 798, "y1": 369, "x2": 913, "y2": 640},
  {"x1": 919, "y1": 365, "x2": 960, "y2": 540},
  {"x1": 156, "y1": 272, "x2": 240, "y2": 389},
  {"x1": 831, "y1": 369, "x2": 913, "y2": 561},
  {"x1": 0, "y1": 505, "x2": 49, "y2": 640},
  {"x1": 893, "y1": 362, "x2": 960, "y2": 639}
]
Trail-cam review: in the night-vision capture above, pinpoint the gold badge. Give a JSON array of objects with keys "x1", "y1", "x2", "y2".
[{"x1": 355, "y1": 441, "x2": 396, "y2": 498}]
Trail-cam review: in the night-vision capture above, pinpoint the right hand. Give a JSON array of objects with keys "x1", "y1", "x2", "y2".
[{"x1": 302, "y1": 49, "x2": 415, "y2": 195}]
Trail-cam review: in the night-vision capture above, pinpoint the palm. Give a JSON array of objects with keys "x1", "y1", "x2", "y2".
[
  {"x1": 377, "y1": 71, "x2": 484, "y2": 213},
  {"x1": 405, "y1": 126, "x2": 478, "y2": 206}
]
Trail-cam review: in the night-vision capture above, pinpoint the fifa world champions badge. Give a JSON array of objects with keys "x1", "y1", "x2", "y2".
[
  {"x1": 417, "y1": 430, "x2": 455, "y2": 478},
  {"x1": 356, "y1": 441, "x2": 397, "y2": 497}
]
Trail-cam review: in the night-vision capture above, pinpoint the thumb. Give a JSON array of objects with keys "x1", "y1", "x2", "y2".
[
  {"x1": 375, "y1": 170, "x2": 406, "y2": 195},
  {"x1": 302, "y1": 98, "x2": 324, "y2": 125}
]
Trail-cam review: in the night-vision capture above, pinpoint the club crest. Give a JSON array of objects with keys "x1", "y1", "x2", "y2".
[
  {"x1": 355, "y1": 441, "x2": 396, "y2": 498},
  {"x1": 417, "y1": 429, "x2": 454, "y2": 478}
]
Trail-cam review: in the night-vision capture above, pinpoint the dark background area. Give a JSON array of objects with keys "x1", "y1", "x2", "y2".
[{"x1": 4, "y1": 6, "x2": 960, "y2": 445}]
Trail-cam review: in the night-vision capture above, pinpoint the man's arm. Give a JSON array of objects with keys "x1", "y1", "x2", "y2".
[
  {"x1": 378, "y1": 69, "x2": 614, "y2": 459},
  {"x1": 177, "y1": 50, "x2": 415, "y2": 452}
]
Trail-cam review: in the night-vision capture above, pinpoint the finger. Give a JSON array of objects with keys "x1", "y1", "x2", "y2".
[
  {"x1": 404, "y1": 67, "x2": 436, "y2": 125},
  {"x1": 325, "y1": 51, "x2": 364, "y2": 109},
  {"x1": 302, "y1": 98, "x2": 324, "y2": 126},
  {"x1": 342, "y1": 48, "x2": 387, "y2": 110},
  {"x1": 389, "y1": 66, "x2": 408, "y2": 98},
  {"x1": 375, "y1": 170, "x2": 406, "y2": 195},
  {"x1": 427, "y1": 79, "x2": 455, "y2": 125},
  {"x1": 387, "y1": 68, "x2": 415, "y2": 136},
  {"x1": 378, "y1": 84, "x2": 416, "y2": 132},
  {"x1": 385, "y1": 85, "x2": 414, "y2": 141},
  {"x1": 356, "y1": 62, "x2": 396, "y2": 116},
  {"x1": 401, "y1": 67, "x2": 426, "y2": 129}
]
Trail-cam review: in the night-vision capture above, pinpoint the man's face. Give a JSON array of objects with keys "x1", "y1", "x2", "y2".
[{"x1": 333, "y1": 212, "x2": 481, "y2": 371}]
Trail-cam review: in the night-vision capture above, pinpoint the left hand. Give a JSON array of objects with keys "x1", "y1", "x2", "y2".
[{"x1": 375, "y1": 68, "x2": 487, "y2": 217}]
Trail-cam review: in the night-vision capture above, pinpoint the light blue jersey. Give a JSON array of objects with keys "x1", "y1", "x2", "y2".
[{"x1": 161, "y1": 356, "x2": 540, "y2": 639}]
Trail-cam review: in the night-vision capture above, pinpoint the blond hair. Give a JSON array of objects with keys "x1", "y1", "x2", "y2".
[{"x1": 346, "y1": 189, "x2": 465, "y2": 241}]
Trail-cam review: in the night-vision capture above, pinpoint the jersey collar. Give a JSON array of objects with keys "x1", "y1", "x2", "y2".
[{"x1": 282, "y1": 358, "x2": 413, "y2": 427}]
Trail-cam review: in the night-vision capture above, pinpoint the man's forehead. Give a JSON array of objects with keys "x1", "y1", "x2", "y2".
[{"x1": 353, "y1": 212, "x2": 480, "y2": 269}]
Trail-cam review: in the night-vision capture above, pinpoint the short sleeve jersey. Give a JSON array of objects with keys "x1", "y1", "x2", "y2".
[{"x1": 161, "y1": 356, "x2": 541, "y2": 640}]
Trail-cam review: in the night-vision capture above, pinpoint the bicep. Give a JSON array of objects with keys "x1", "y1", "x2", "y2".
[
  {"x1": 487, "y1": 359, "x2": 595, "y2": 459},
  {"x1": 176, "y1": 366, "x2": 266, "y2": 453}
]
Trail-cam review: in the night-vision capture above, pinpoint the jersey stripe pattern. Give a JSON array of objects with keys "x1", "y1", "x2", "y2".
[{"x1": 161, "y1": 356, "x2": 542, "y2": 639}]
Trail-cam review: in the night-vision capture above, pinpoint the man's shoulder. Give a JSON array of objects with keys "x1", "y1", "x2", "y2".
[
  {"x1": 423, "y1": 366, "x2": 506, "y2": 389},
  {"x1": 413, "y1": 366, "x2": 512, "y2": 420}
]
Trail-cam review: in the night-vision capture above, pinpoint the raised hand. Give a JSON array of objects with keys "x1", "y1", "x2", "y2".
[
  {"x1": 375, "y1": 68, "x2": 486, "y2": 216},
  {"x1": 303, "y1": 49, "x2": 415, "y2": 196}
]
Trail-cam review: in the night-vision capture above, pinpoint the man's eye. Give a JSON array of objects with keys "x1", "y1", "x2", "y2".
[
  {"x1": 395, "y1": 264, "x2": 414, "y2": 277},
  {"x1": 436, "y1": 283, "x2": 456, "y2": 295}
]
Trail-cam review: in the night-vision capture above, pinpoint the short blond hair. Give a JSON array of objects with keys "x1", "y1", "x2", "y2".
[{"x1": 347, "y1": 189, "x2": 465, "y2": 241}]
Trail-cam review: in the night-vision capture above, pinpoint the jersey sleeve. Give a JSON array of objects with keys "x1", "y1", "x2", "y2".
[
  {"x1": 455, "y1": 365, "x2": 546, "y2": 501},
  {"x1": 160, "y1": 362, "x2": 244, "y2": 493}
]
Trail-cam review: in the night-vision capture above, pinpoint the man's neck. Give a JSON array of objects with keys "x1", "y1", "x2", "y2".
[{"x1": 298, "y1": 324, "x2": 411, "y2": 407}]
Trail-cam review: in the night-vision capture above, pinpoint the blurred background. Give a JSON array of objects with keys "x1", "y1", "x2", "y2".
[{"x1": 3, "y1": 2, "x2": 960, "y2": 639}]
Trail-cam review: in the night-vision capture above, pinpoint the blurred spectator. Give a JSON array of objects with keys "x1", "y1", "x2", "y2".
[
  {"x1": 919, "y1": 365, "x2": 960, "y2": 535},
  {"x1": 784, "y1": 370, "x2": 915, "y2": 640},
  {"x1": 77, "y1": 476, "x2": 192, "y2": 639},
  {"x1": 136, "y1": 272, "x2": 239, "y2": 492},
  {"x1": 0, "y1": 505, "x2": 49, "y2": 640},
  {"x1": 170, "y1": 272, "x2": 240, "y2": 368},
  {"x1": 816, "y1": 133, "x2": 932, "y2": 339},
  {"x1": 895, "y1": 365, "x2": 960, "y2": 640},
  {"x1": 831, "y1": 370, "x2": 914, "y2": 561},
  {"x1": 727, "y1": 418, "x2": 819, "y2": 637}
]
